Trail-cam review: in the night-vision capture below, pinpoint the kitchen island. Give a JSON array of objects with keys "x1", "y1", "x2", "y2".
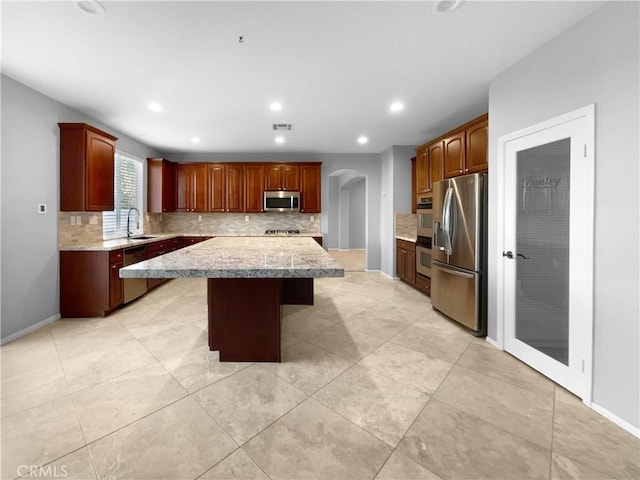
[{"x1": 119, "y1": 237, "x2": 344, "y2": 362}]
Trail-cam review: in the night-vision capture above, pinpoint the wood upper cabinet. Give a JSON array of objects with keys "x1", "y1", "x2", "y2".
[
  {"x1": 176, "y1": 164, "x2": 209, "y2": 212},
  {"x1": 59, "y1": 123, "x2": 117, "y2": 211},
  {"x1": 265, "y1": 164, "x2": 300, "y2": 191},
  {"x1": 428, "y1": 141, "x2": 444, "y2": 188},
  {"x1": 415, "y1": 146, "x2": 429, "y2": 194},
  {"x1": 210, "y1": 164, "x2": 245, "y2": 213},
  {"x1": 147, "y1": 158, "x2": 176, "y2": 213},
  {"x1": 300, "y1": 164, "x2": 321, "y2": 213},
  {"x1": 465, "y1": 116, "x2": 488, "y2": 174},
  {"x1": 245, "y1": 164, "x2": 265, "y2": 213},
  {"x1": 443, "y1": 132, "x2": 466, "y2": 179}
]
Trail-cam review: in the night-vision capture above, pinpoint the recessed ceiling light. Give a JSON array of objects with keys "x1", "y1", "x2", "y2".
[
  {"x1": 270, "y1": 102, "x2": 283, "y2": 112},
  {"x1": 147, "y1": 102, "x2": 162, "y2": 112},
  {"x1": 73, "y1": 0, "x2": 106, "y2": 16},
  {"x1": 390, "y1": 102, "x2": 405, "y2": 112},
  {"x1": 357, "y1": 136, "x2": 369, "y2": 145},
  {"x1": 432, "y1": 0, "x2": 464, "y2": 15},
  {"x1": 191, "y1": 137, "x2": 200, "y2": 144},
  {"x1": 275, "y1": 136, "x2": 285, "y2": 144}
]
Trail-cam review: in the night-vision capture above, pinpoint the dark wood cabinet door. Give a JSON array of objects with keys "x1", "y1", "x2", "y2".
[
  {"x1": 465, "y1": 118, "x2": 488, "y2": 174},
  {"x1": 109, "y1": 260, "x2": 124, "y2": 309},
  {"x1": 443, "y1": 132, "x2": 466, "y2": 179},
  {"x1": 300, "y1": 164, "x2": 321, "y2": 213},
  {"x1": 175, "y1": 164, "x2": 191, "y2": 212},
  {"x1": 59, "y1": 123, "x2": 117, "y2": 212},
  {"x1": 429, "y1": 141, "x2": 444, "y2": 187},
  {"x1": 406, "y1": 250, "x2": 416, "y2": 284},
  {"x1": 225, "y1": 164, "x2": 245, "y2": 212},
  {"x1": 416, "y1": 147, "x2": 429, "y2": 194},
  {"x1": 245, "y1": 164, "x2": 265, "y2": 213},
  {"x1": 192, "y1": 164, "x2": 209, "y2": 212},
  {"x1": 209, "y1": 165, "x2": 226, "y2": 212},
  {"x1": 264, "y1": 165, "x2": 281, "y2": 191},
  {"x1": 411, "y1": 157, "x2": 417, "y2": 213},
  {"x1": 281, "y1": 165, "x2": 300, "y2": 191},
  {"x1": 396, "y1": 247, "x2": 405, "y2": 279},
  {"x1": 147, "y1": 158, "x2": 175, "y2": 213},
  {"x1": 86, "y1": 130, "x2": 115, "y2": 211}
]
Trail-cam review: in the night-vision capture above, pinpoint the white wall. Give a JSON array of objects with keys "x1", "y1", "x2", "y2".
[
  {"x1": 487, "y1": 2, "x2": 639, "y2": 429},
  {"x1": 1, "y1": 75, "x2": 160, "y2": 341}
]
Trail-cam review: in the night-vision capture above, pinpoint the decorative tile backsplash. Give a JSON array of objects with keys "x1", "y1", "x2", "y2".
[
  {"x1": 395, "y1": 213, "x2": 417, "y2": 240},
  {"x1": 58, "y1": 211, "x2": 321, "y2": 247},
  {"x1": 155, "y1": 212, "x2": 321, "y2": 235}
]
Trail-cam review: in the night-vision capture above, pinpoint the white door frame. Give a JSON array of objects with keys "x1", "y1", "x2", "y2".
[{"x1": 495, "y1": 104, "x2": 595, "y2": 404}]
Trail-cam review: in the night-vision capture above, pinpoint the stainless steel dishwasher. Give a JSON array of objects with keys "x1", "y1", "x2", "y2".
[{"x1": 123, "y1": 245, "x2": 148, "y2": 304}]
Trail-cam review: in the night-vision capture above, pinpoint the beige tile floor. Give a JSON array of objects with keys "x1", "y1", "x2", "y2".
[{"x1": 1, "y1": 273, "x2": 639, "y2": 480}]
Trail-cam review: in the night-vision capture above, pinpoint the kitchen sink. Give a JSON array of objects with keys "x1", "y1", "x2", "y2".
[{"x1": 130, "y1": 235, "x2": 158, "y2": 240}]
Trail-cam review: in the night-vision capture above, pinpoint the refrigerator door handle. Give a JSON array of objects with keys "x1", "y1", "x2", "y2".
[
  {"x1": 434, "y1": 261, "x2": 474, "y2": 279},
  {"x1": 442, "y1": 186, "x2": 455, "y2": 255}
]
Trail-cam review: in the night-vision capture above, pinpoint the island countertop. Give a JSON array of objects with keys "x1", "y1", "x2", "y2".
[{"x1": 119, "y1": 236, "x2": 344, "y2": 279}]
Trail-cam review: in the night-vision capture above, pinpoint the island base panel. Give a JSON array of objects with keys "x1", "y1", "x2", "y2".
[
  {"x1": 207, "y1": 278, "x2": 282, "y2": 362},
  {"x1": 282, "y1": 278, "x2": 314, "y2": 305}
]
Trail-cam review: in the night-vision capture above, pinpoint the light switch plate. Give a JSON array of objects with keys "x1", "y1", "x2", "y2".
[{"x1": 37, "y1": 203, "x2": 47, "y2": 214}]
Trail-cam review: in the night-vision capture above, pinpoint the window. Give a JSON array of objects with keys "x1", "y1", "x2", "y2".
[{"x1": 103, "y1": 152, "x2": 144, "y2": 239}]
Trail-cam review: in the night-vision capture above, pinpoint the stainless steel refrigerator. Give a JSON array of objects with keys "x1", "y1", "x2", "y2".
[{"x1": 432, "y1": 173, "x2": 487, "y2": 335}]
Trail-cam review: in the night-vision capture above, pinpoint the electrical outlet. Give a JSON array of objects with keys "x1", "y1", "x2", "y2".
[
  {"x1": 70, "y1": 216, "x2": 76, "y2": 226},
  {"x1": 245, "y1": 215, "x2": 249, "y2": 221},
  {"x1": 76, "y1": 215, "x2": 82, "y2": 225},
  {"x1": 310, "y1": 215, "x2": 315, "y2": 222},
  {"x1": 198, "y1": 215, "x2": 202, "y2": 221},
  {"x1": 37, "y1": 203, "x2": 47, "y2": 214}
]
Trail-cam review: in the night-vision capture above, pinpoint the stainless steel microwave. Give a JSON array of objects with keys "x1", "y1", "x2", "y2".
[{"x1": 264, "y1": 191, "x2": 300, "y2": 212}]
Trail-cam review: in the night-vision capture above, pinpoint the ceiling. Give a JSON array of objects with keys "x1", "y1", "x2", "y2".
[{"x1": 1, "y1": 1, "x2": 603, "y2": 155}]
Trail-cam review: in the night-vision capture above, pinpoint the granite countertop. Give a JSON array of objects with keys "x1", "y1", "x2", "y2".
[
  {"x1": 119, "y1": 236, "x2": 344, "y2": 279},
  {"x1": 59, "y1": 232, "x2": 324, "y2": 251},
  {"x1": 396, "y1": 235, "x2": 417, "y2": 243}
]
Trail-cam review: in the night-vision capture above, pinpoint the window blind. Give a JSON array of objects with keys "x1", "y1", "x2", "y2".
[{"x1": 103, "y1": 152, "x2": 144, "y2": 239}]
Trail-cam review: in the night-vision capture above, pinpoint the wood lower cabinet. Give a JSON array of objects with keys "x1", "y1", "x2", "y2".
[
  {"x1": 209, "y1": 164, "x2": 244, "y2": 213},
  {"x1": 300, "y1": 164, "x2": 321, "y2": 213},
  {"x1": 176, "y1": 164, "x2": 209, "y2": 212},
  {"x1": 415, "y1": 274, "x2": 431, "y2": 297},
  {"x1": 245, "y1": 164, "x2": 265, "y2": 213},
  {"x1": 109, "y1": 250, "x2": 124, "y2": 309},
  {"x1": 61, "y1": 250, "x2": 122, "y2": 317},
  {"x1": 396, "y1": 239, "x2": 416, "y2": 285},
  {"x1": 59, "y1": 123, "x2": 117, "y2": 212},
  {"x1": 146, "y1": 238, "x2": 181, "y2": 290},
  {"x1": 147, "y1": 158, "x2": 176, "y2": 213}
]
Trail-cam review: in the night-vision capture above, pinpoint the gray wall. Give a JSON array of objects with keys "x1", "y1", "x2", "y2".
[
  {"x1": 1, "y1": 75, "x2": 160, "y2": 341},
  {"x1": 348, "y1": 178, "x2": 366, "y2": 249},
  {"x1": 487, "y1": 2, "x2": 639, "y2": 428},
  {"x1": 380, "y1": 146, "x2": 414, "y2": 277}
]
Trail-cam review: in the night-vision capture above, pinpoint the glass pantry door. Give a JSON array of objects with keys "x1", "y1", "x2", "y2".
[{"x1": 501, "y1": 105, "x2": 594, "y2": 401}]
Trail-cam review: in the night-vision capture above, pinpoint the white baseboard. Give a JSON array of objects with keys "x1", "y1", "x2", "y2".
[
  {"x1": 590, "y1": 402, "x2": 640, "y2": 438},
  {"x1": 1, "y1": 313, "x2": 61, "y2": 345},
  {"x1": 378, "y1": 270, "x2": 396, "y2": 280},
  {"x1": 481, "y1": 336, "x2": 639, "y2": 438},
  {"x1": 364, "y1": 269, "x2": 381, "y2": 274}
]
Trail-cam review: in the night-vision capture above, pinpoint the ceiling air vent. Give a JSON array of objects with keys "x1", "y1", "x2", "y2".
[{"x1": 272, "y1": 123, "x2": 294, "y2": 131}]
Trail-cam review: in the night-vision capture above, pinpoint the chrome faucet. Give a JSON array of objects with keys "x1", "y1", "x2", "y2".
[{"x1": 126, "y1": 207, "x2": 140, "y2": 238}]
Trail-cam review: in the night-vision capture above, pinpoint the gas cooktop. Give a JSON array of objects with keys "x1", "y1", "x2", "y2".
[{"x1": 264, "y1": 229, "x2": 301, "y2": 235}]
